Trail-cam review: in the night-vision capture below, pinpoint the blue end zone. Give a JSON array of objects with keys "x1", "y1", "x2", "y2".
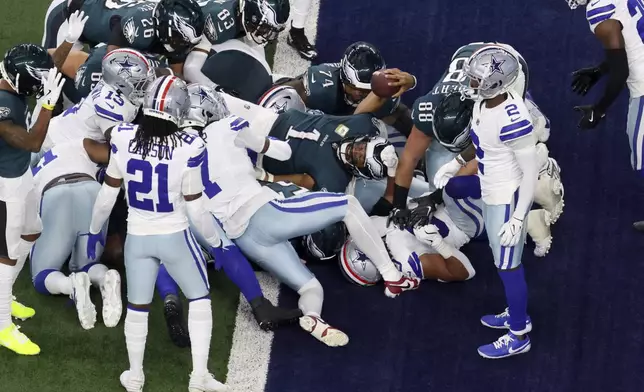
[{"x1": 267, "y1": 1, "x2": 644, "y2": 391}]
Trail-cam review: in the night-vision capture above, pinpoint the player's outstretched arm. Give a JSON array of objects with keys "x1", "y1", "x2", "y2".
[
  {"x1": 235, "y1": 123, "x2": 292, "y2": 161},
  {"x1": 89, "y1": 156, "x2": 123, "y2": 235},
  {"x1": 592, "y1": 20, "x2": 629, "y2": 115},
  {"x1": 83, "y1": 138, "x2": 111, "y2": 164},
  {"x1": 51, "y1": 10, "x2": 89, "y2": 69},
  {"x1": 184, "y1": 37, "x2": 217, "y2": 87}
]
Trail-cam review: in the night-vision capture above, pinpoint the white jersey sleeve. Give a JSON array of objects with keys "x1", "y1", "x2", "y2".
[
  {"x1": 586, "y1": 0, "x2": 619, "y2": 33},
  {"x1": 498, "y1": 96, "x2": 534, "y2": 144},
  {"x1": 182, "y1": 139, "x2": 206, "y2": 196},
  {"x1": 91, "y1": 84, "x2": 139, "y2": 135}
]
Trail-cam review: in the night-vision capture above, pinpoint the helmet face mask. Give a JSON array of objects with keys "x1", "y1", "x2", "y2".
[
  {"x1": 340, "y1": 41, "x2": 385, "y2": 106},
  {"x1": 241, "y1": 0, "x2": 289, "y2": 46},
  {"x1": 335, "y1": 135, "x2": 393, "y2": 180},
  {"x1": 0, "y1": 43, "x2": 53, "y2": 97}
]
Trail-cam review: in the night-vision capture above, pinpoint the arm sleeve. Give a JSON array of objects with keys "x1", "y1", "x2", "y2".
[
  {"x1": 89, "y1": 184, "x2": 121, "y2": 234},
  {"x1": 234, "y1": 125, "x2": 292, "y2": 161},
  {"x1": 508, "y1": 138, "x2": 538, "y2": 220},
  {"x1": 185, "y1": 196, "x2": 222, "y2": 248},
  {"x1": 595, "y1": 48, "x2": 629, "y2": 113},
  {"x1": 183, "y1": 37, "x2": 218, "y2": 86}
]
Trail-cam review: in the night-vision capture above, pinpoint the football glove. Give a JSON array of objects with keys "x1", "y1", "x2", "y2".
[
  {"x1": 65, "y1": 10, "x2": 89, "y2": 43},
  {"x1": 387, "y1": 207, "x2": 411, "y2": 229},
  {"x1": 498, "y1": 216, "x2": 524, "y2": 247},
  {"x1": 433, "y1": 157, "x2": 463, "y2": 189},
  {"x1": 86, "y1": 230, "x2": 106, "y2": 260},
  {"x1": 41, "y1": 68, "x2": 65, "y2": 111},
  {"x1": 380, "y1": 144, "x2": 399, "y2": 177},
  {"x1": 574, "y1": 105, "x2": 605, "y2": 130},
  {"x1": 412, "y1": 224, "x2": 453, "y2": 259},
  {"x1": 408, "y1": 195, "x2": 436, "y2": 228},
  {"x1": 571, "y1": 66, "x2": 603, "y2": 96}
]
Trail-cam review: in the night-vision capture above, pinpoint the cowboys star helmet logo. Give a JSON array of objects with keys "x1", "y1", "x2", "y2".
[
  {"x1": 487, "y1": 54, "x2": 506, "y2": 76},
  {"x1": 114, "y1": 55, "x2": 137, "y2": 77},
  {"x1": 195, "y1": 87, "x2": 214, "y2": 105},
  {"x1": 172, "y1": 13, "x2": 201, "y2": 45},
  {"x1": 0, "y1": 107, "x2": 11, "y2": 120},
  {"x1": 123, "y1": 17, "x2": 139, "y2": 44},
  {"x1": 355, "y1": 251, "x2": 370, "y2": 271},
  {"x1": 24, "y1": 64, "x2": 48, "y2": 81}
]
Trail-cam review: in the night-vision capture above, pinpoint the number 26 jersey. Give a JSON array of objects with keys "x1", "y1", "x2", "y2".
[{"x1": 107, "y1": 123, "x2": 206, "y2": 235}]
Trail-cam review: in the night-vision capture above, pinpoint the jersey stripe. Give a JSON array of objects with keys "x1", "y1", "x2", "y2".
[
  {"x1": 187, "y1": 149, "x2": 206, "y2": 168},
  {"x1": 500, "y1": 119, "x2": 531, "y2": 134},
  {"x1": 499, "y1": 125, "x2": 533, "y2": 142},
  {"x1": 157, "y1": 76, "x2": 177, "y2": 112},
  {"x1": 94, "y1": 104, "x2": 124, "y2": 122},
  {"x1": 586, "y1": 4, "x2": 615, "y2": 26}
]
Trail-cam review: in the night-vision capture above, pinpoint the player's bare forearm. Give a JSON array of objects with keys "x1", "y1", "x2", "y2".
[
  {"x1": 273, "y1": 173, "x2": 315, "y2": 189},
  {"x1": 170, "y1": 63, "x2": 184, "y2": 76},
  {"x1": 0, "y1": 108, "x2": 52, "y2": 152},
  {"x1": 51, "y1": 41, "x2": 74, "y2": 70},
  {"x1": 383, "y1": 175, "x2": 396, "y2": 202},
  {"x1": 459, "y1": 144, "x2": 476, "y2": 162},
  {"x1": 84, "y1": 138, "x2": 111, "y2": 164},
  {"x1": 456, "y1": 159, "x2": 478, "y2": 176},
  {"x1": 48, "y1": 49, "x2": 88, "y2": 80},
  {"x1": 354, "y1": 92, "x2": 387, "y2": 115}
]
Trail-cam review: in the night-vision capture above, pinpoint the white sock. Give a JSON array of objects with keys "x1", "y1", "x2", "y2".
[
  {"x1": 124, "y1": 308, "x2": 149, "y2": 377},
  {"x1": 12, "y1": 252, "x2": 28, "y2": 284},
  {"x1": 343, "y1": 196, "x2": 402, "y2": 282},
  {"x1": 86, "y1": 263, "x2": 109, "y2": 287},
  {"x1": 188, "y1": 299, "x2": 213, "y2": 376},
  {"x1": 0, "y1": 263, "x2": 14, "y2": 330},
  {"x1": 44, "y1": 271, "x2": 73, "y2": 296},
  {"x1": 291, "y1": 0, "x2": 313, "y2": 29},
  {"x1": 297, "y1": 278, "x2": 323, "y2": 317}
]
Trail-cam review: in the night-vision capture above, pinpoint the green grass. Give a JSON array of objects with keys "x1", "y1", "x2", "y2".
[{"x1": 0, "y1": 1, "x2": 242, "y2": 390}]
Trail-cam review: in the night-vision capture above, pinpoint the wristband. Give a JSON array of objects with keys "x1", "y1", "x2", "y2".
[
  {"x1": 456, "y1": 155, "x2": 467, "y2": 167},
  {"x1": 393, "y1": 183, "x2": 410, "y2": 209},
  {"x1": 42, "y1": 103, "x2": 55, "y2": 111}
]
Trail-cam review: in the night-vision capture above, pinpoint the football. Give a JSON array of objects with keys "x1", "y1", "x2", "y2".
[{"x1": 370, "y1": 70, "x2": 398, "y2": 98}]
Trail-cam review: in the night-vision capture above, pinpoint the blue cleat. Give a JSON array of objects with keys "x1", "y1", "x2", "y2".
[
  {"x1": 480, "y1": 308, "x2": 532, "y2": 333},
  {"x1": 478, "y1": 332, "x2": 531, "y2": 359}
]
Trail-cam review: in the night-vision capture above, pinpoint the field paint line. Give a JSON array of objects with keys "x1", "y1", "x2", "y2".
[
  {"x1": 272, "y1": 0, "x2": 321, "y2": 78},
  {"x1": 225, "y1": 272, "x2": 280, "y2": 392}
]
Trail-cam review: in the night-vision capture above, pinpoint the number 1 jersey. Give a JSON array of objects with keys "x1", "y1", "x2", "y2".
[{"x1": 107, "y1": 123, "x2": 205, "y2": 235}]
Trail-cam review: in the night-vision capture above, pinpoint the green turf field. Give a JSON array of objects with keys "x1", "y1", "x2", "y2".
[{"x1": 0, "y1": 1, "x2": 243, "y2": 390}]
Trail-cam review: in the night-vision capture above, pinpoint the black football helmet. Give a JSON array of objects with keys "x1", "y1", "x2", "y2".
[
  {"x1": 340, "y1": 41, "x2": 385, "y2": 105},
  {"x1": 154, "y1": 0, "x2": 205, "y2": 54},
  {"x1": 0, "y1": 43, "x2": 53, "y2": 96},
  {"x1": 432, "y1": 92, "x2": 474, "y2": 153},
  {"x1": 240, "y1": 0, "x2": 290, "y2": 46},
  {"x1": 303, "y1": 222, "x2": 348, "y2": 261}
]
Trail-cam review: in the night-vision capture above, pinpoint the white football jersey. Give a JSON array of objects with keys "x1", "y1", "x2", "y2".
[
  {"x1": 470, "y1": 92, "x2": 535, "y2": 205},
  {"x1": 200, "y1": 116, "x2": 278, "y2": 238},
  {"x1": 587, "y1": 0, "x2": 644, "y2": 97},
  {"x1": 32, "y1": 139, "x2": 100, "y2": 196},
  {"x1": 107, "y1": 123, "x2": 205, "y2": 235},
  {"x1": 42, "y1": 81, "x2": 139, "y2": 151}
]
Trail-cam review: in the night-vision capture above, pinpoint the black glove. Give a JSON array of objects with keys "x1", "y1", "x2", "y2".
[
  {"x1": 571, "y1": 66, "x2": 603, "y2": 96},
  {"x1": 387, "y1": 208, "x2": 411, "y2": 229},
  {"x1": 574, "y1": 105, "x2": 605, "y2": 129},
  {"x1": 408, "y1": 195, "x2": 436, "y2": 228},
  {"x1": 371, "y1": 197, "x2": 394, "y2": 217}
]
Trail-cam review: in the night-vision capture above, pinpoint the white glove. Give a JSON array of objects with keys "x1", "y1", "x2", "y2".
[
  {"x1": 380, "y1": 144, "x2": 399, "y2": 177},
  {"x1": 41, "y1": 68, "x2": 65, "y2": 111},
  {"x1": 433, "y1": 157, "x2": 462, "y2": 189},
  {"x1": 254, "y1": 166, "x2": 273, "y2": 182},
  {"x1": 65, "y1": 10, "x2": 89, "y2": 44},
  {"x1": 413, "y1": 224, "x2": 454, "y2": 259},
  {"x1": 498, "y1": 216, "x2": 524, "y2": 247}
]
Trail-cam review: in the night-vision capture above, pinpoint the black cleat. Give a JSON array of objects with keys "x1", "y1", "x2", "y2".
[
  {"x1": 634, "y1": 220, "x2": 644, "y2": 232},
  {"x1": 287, "y1": 26, "x2": 318, "y2": 61},
  {"x1": 163, "y1": 295, "x2": 190, "y2": 348},
  {"x1": 250, "y1": 296, "x2": 302, "y2": 331}
]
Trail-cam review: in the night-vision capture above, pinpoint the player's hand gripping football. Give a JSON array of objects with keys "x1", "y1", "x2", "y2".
[
  {"x1": 498, "y1": 216, "x2": 524, "y2": 247},
  {"x1": 41, "y1": 68, "x2": 66, "y2": 111},
  {"x1": 571, "y1": 66, "x2": 603, "y2": 96},
  {"x1": 65, "y1": 10, "x2": 89, "y2": 44},
  {"x1": 383, "y1": 68, "x2": 417, "y2": 98}
]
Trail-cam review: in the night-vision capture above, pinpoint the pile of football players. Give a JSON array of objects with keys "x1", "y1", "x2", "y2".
[{"x1": 0, "y1": 0, "x2": 574, "y2": 390}]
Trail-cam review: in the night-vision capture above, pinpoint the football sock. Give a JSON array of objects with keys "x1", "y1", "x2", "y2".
[
  {"x1": 11, "y1": 250, "x2": 28, "y2": 284},
  {"x1": 297, "y1": 278, "x2": 323, "y2": 317},
  {"x1": 84, "y1": 263, "x2": 108, "y2": 287},
  {"x1": 0, "y1": 263, "x2": 13, "y2": 330},
  {"x1": 291, "y1": 0, "x2": 313, "y2": 30},
  {"x1": 188, "y1": 299, "x2": 212, "y2": 376},
  {"x1": 156, "y1": 265, "x2": 179, "y2": 300},
  {"x1": 343, "y1": 196, "x2": 402, "y2": 282},
  {"x1": 217, "y1": 246, "x2": 262, "y2": 303},
  {"x1": 498, "y1": 265, "x2": 529, "y2": 334},
  {"x1": 124, "y1": 308, "x2": 149, "y2": 377},
  {"x1": 44, "y1": 271, "x2": 73, "y2": 296}
]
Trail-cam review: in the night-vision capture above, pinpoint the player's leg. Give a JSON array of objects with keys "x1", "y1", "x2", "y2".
[
  {"x1": 353, "y1": 176, "x2": 430, "y2": 213},
  {"x1": 477, "y1": 200, "x2": 532, "y2": 359},
  {"x1": 154, "y1": 264, "x2": 190, "y2": 348},
  {"x1": 425, "y1": 140, "x2": 458, "y2": 193},
  {"x1": 287, "y1": 0, "x2": 318, "y2": 60},
  {"x1": 626, "y1": 95, "x2": 644, "y2": 230},
  {"x1": 41, "y1": 0, "x2": 69, "y2": 49},
  {"x1": 158, "y1": 230, "x2": 228, "y2": 390},
  {"x1": 234, "y1": 227, "x2": 348, "y2": 347},
  {"x1": 120, "y1": 234, "x2": 160, "y2": 392}
]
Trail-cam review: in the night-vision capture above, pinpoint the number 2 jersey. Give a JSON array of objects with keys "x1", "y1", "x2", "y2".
[
  {"x1": 586, "y1": 0, "x2": 644, "y2": 97},
  {"x1": 107, "y1": 123, "x2": 205, "y2": 235},
  {"x1": 43, "y1": 81, "x2": 139, "y2": 152}
]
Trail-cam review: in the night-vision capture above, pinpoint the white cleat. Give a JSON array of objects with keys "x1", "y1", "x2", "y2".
[
  {"x1": 120, "y1": 370, "x2": 144, "y2": 392},
  {"x1": 534, "y1": 157, "x2": 564, "y2": 225},
  {"x1": 70, "y1": 272, "x2": 96, "y2": 330},
  {"x1": 101, "y1": 269, "x2": 123, "y2": 328},
  {"x1": 188, "y1": 372, "x2": 230, "y2": 392},
  {"x1": 527, "y1": 209, "x2": 552, "y2": 257},
  {"x1": 299, "y1": 315, "x2": 349, "y2": 347}
]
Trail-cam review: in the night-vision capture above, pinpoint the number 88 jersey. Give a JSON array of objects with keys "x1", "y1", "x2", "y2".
[
  {"x1": 587, "y1": 0, "x2": 644, "y2": 97},
  {"x1": 107, "y1": 123, "x2": 206, "y2": 235}
]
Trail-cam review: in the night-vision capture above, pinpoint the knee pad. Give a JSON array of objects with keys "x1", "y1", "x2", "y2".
[{"x1": 33, "y1": 269, "x2": 57, "y2": 295}]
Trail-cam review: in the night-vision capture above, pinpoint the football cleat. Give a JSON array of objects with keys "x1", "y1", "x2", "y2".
[
  {"x1": 287, "y1": 27, "x2": 318, "y2": 60},
  {"x1": 120, "y1": 370, "x2": 144, "y2": 392},
  {"x1": 534, "y1": 157, "x2": 564, "y2": 225},
  {"x1": 383, "y1": 276, "x2": 420, "y2": 298},
  {"x1": 11, "y1": 296, "x2": 35, "y2": 320},
  {"x1": 70, "y1": 272, "x2": 97, "y2": 330},
  {"x1": 527, "y1": 209, "x2": 552, "y2": 257},
  {"x1": 250, "y1": 296, "x2": 302, "y2": 331},
  {"x1": 163, "y1": 296, "x2": 190, "y2": 348},
  {"x1": 188, "y1": 372, "x2": 230, "y2": 392},
  {"x1": 477, "y1": 331, "x2": 531, "y2": 359},
  {"x1": 100, "y1": 269, "x2": 123, "y2": 328},
  {"x1": 0, "y1": 324, "x2": 40, "y2": 355},
  {"x1": 480, "y1": 307, "x2": 533, "y2": 333},
  {"x1": 299, "y1": 315, "x2": 349, "y2": 347}
]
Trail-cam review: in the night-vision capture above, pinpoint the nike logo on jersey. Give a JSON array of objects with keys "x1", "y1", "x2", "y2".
[
  {"x1": 311, "y1": 73, "x2": 316, "y2": 83},
  {"x1": 590, "y1": 0, "x2": 600, "y2": 6}
]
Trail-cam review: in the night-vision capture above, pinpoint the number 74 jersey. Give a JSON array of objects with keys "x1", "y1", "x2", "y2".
[
  {"x1": 587, "y1": 0, "x2": 644, "y2": 97},
  {"x1": 107, "y1": 123, "x2": 206, "y2": 235}
]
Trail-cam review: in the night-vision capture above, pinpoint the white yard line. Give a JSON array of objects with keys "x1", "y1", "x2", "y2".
[{"x1": 272, "y1": 0, "x2": 321, "y2": 78}]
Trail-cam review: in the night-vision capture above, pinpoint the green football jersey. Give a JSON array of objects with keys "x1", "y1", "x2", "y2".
[{"x1": 0, "y1": 91, "x2": 31, "y2": 178}]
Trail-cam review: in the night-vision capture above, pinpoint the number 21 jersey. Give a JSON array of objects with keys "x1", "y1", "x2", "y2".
[{"x1": 107, "y1": 123, "x2": 205, "y2": 235}]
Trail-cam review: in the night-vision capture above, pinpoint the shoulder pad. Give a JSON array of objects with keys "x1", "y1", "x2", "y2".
[{"x1": 586, "y1": 0, "x2": 618, "y2": 32}]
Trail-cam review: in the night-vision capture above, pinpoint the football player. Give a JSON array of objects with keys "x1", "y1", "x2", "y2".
[
  {"x1": 30, "y1": 139, "x2": 122, "y2": 331},
  {"x1": 567, "y1": 0, "x2": 644, "y2": 230},
  {"x1": 447, "y1": 45, "x2": 537, "y2": 359},
  {"x1": 189, "y1": 88, "x2": 420, "y2": 346},
  {"x1": 0, "y1": 31, "x2": 83, "y2": 355},
  {"x1": 86, "y1": 76, "x2": 229, "y2": 391},
  {"x1": 286, "y1": 0, "x2": 318, "y2": 60}
]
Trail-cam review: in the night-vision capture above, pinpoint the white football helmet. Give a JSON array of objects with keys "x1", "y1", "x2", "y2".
[
  {"x1": 462, "y1": 44, "x2": 521, "y2": 100},
  {"x1": 181, "y1": 83, "x2": 230, "y2": 129},
  {"x1": 338, "y1": 239, "x2": 382, "y2": 286}
]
